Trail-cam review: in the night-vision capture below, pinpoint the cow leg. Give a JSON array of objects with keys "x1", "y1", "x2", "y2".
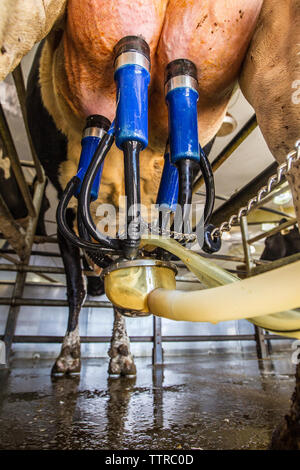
[
  {"x1": 52, "y1": 208, "x2": 86, "y2": 375},
  {"x1": 82, "y1": 257, "x2": 105, "y2": 297},
  {"x1": 108, "y1": 308, "x2": 136, "y2": 376},
  {"x1": 270, "y1": 363, "x2": 300, "y2": 450},
  {"x1": 239, "y1": 0, "x2": 300, "y2": 449},
  {"x1": 239, "y1": 0, "x2": 300, "y2": 221},
  {"x1": 82, "y1": 259, "x2": 134, "y2": 375}
]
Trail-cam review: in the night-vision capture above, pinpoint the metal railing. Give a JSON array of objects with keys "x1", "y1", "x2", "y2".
[{"x1": 0, "y1": 64, "x2": 46, "y2": 363}]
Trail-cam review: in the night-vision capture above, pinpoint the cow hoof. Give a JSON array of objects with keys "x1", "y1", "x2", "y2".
[
  {"x1": 51, "y1": 346, "x2": 81, "y2": 375},
  {"x1": 87, "y1": 277, "x2": 105, "y2": 297},
  {"x1": 108, "y1": 356, "x2": 137, "y2": 377},
  {"x1": 270, "y1": 417, "x2": 300, "y2": 450}
]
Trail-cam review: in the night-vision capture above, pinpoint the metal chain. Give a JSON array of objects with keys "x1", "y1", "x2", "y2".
[
  {"x1": 139, "y1": 218, "x2": 197, "y2": 243},
  {"x1": 119, "y1": 220, "x2": 197, "y2": 244},
  {"x1": 211, "y1": 139, "x2": 300, "y2": 239},
  {"x1": 137, "y1": 139, "x2": 300, "y2": 244}
]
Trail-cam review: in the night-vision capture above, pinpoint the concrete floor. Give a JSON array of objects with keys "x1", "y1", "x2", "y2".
[{"x1": 0, "y1": 353, "x2": 296, "y2": 450}]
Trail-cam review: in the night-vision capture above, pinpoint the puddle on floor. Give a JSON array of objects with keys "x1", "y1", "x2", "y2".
[{"x1": 0, "y1": 354, "x2": 296, "y2": 450}]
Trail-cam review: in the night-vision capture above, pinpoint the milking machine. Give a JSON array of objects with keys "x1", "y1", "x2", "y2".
[
  {"x1": 156, "y1": 142, "x2": 179, "y2": 229},
  {"x1": 159, "y1": 59, "x2": 218, "y2": 253},
  {"x1": 56, "y1": 36, "x2": 219, "y2": 314},
  {"x1": 113, "y1": 36, "x2": 150, "y2": 259},
  {"x1": 164, "y1": 59, "x2": 200, "y2": 233}
]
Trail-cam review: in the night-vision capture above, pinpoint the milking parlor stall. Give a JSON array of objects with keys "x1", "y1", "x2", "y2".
[{"x1": 0, "y1": 0, "x2": 299, "y2": 453}]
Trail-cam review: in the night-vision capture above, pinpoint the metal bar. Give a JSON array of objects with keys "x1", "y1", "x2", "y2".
[
  {"x1": 254, "y1": 325, "x2": 269, "y2": 360},
  {"x1": 153, "y1": 316, "x2": 163, "y2": 365},
  {"x1": 0, "y1": 264, "x2": 97, "y2": 276},
  {"x1": 210, "y1": 161, "x2": 279, "y2": 227},
  {"x1": 0, "y1": 231, "x2": 283, "y2": 264},
  {"x1": 0, "y1": 234, "x2": 58, "y2": 244},
  {"x1": 0, "y1": 103, "x2": 36, "y2": 217},
  {"x1": 0, "y1": 249, "x2": 61, "y2": 258},
  {"x1": 0, "y1": 248, "x2": 252, "y2": 264},
  {"x1": 0, "y1": 194, "x2": 26, "y2": 258},
  {"x1": 247, "y1": 217, "x2": 297, "y2": 245},
  {"x1": 0, "y1": 252, "x2": 20, "y2": 264},
  {"x1": 247, "y1": 220, "x2": 290, "y2": 225},
  {"x1": 0, "y1": 334, "x2": 292, "y2": 343},
  {"x1": 20, "y1": 160, "x2": 35, "y2": 168},
  {"x1": 0, "y1": 262, "x2": 242, "y2": 279},
  {"x1": 0, "y1": 280, "x2": 65, "y2": 288},
  {"x1": 0, "y1": 298, "x2": 112, "y2": 308},
  {"x1": 161, "y1": 335, "x2": 290, "y2": 342},
  {"x1": 193, "y1": 114, "x2": 257, "y2": 194},
  {"x1": 12, "y1": 64, "x2": 44, "y2": 182},
  {"x1": 196, "y1": 191, "x2": 292, "y2": 219},
  {"x1": 240, "y1": 216, "x2": 254, "y2": 276},
  {"x1": 32, "y1": 235, "x2": 58, "y2": 244},
  {"x1": 23, "y1": 176, "x2": 46, "y2": 258},
  {"x1": 3, "y1": 271, "x2": 27, "y2": 364},
  {"x1": 0, "y1": 264, "x2": 207, "y2": 280},
  {"x1": 240, "y1": 216, "x2": 268, "y2": 359},
  {"x1": 251, "y1": 252, "x2": 300, "y2": 276},
  {"x1": 265, "y1": 330, "x2": 273, "y2": 356},
  {"x1": 2, "y1": 169, "x2": 46, "y2": 364},
  {"x1": 0, "y1": 264, "x2": 244, "y2": 281},
  {"x1": 32, "y1": 272, "x2": 59, "y2": 284},
  {"x1": 256, "y1": 206, "x2": 292, "y2": 219},
  {"x1": 0, "y1": 277, "x2": 202, "y2": 289},
  {"x1": 152, "y1": 365, "x2": 164, "y2": 427}
]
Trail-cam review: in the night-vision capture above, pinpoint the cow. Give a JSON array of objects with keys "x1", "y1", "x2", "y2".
[
  {"x1": 23, "y1": 1, "x2": 264, "y2": 376},
  {"x1": 261, "y1": 219, "x2": 300, "y2": 262},
  {"x1": 0, "y1": 0, "x2": 299, "y2": 449}
]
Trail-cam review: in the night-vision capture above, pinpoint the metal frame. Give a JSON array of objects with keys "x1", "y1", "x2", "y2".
[
  {"x1": 0, "y1": 334, "x2": 288, "y2": 344},
  {"x1": 240, "y1": 216, "x2": 269, "y2": 359},
  {"x1": 192, "y1": 111, "x2": 298, "y2": 360},
  {"x1": 0, "y1": 245, "x2": 292, "y2": 366},
  {"x1": 247, "y1": 217, "x2": 297, "y2": 245},
  {"x1": 0, "y1": 69, "x2": 294, "y2": 368},
  {"x1": 193, "y1": 114, "x2": 258, "y2": 195},
  {"x1": 210, "y1": 161, "x2": 282, "y2": 227},
  {"x1": 0, "y1": 64, "x2": 46, "y2": 364},
  {"x1": 239, "y1": 212, "x2": 300, "y2": 359}
]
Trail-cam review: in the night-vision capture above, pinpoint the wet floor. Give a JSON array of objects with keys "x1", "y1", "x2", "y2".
[{"x1": 0, "y1": 353, "x2": 296, "y2": 450}]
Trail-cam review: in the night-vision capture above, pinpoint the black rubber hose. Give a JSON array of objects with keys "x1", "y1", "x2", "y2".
[
  {"x1": 77, "y1": 209, "x2": 113, "y2": 268},
  {"x1": 199, "y1": 148, "x2": 215, "y2": 224},
  {"x1": 79, "y1": 132, "x2": 120, "y2": 250},
  {"x1": 177, "y1": 159, "x2": 199, "y2": 233},
  {"x1": 56, "y1": 177, "x2": 121, "y2": 255},
  {"x1": 122, "y1": 140, "x2": 142, "y2": 259},
  {"x1": 77, "y1": 205, "x2": 92, "y2": 243}
]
